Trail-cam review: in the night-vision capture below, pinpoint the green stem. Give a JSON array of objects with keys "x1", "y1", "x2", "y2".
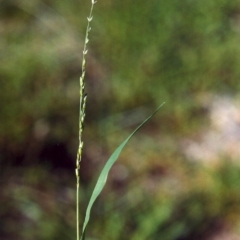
[{"x1": 76, "y1": 1, "x2": 96, "y2": 240}]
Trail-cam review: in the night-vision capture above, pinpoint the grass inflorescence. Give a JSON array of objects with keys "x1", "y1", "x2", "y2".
[{"x1": 75, "y1": 1, "x2": 97, "y2": 240}]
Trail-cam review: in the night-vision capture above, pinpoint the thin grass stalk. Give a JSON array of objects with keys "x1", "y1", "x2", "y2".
[{"x1": 76, "y1": 1, "x2": 97, "y2": 240}]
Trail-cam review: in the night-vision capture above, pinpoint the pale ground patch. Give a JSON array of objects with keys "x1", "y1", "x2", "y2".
[{"x1": 181, "y1": 94, "x2": 240, "y2": 166}]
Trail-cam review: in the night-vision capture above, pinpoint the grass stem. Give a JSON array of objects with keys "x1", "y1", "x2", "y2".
[{"x1": 76, "y1": 1, "x2": 97, "y2": 240}]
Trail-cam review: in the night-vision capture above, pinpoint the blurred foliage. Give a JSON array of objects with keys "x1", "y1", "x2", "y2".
[{"x1": 1, "y1": 0, "x2": 240, "y2": 239}]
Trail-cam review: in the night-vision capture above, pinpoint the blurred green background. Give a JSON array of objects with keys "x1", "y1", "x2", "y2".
[{"x1": 1, "y1": 0, "x2": 240, "y2": 239}]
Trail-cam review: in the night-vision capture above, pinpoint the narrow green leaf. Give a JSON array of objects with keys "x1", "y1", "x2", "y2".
[{"x1": 80, "y1": 103, "x2": 165, "y2": 239}]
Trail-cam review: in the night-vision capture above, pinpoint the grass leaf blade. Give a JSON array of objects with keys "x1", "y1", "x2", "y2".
[{"x1": 80, "y1": 102, "x2": 165, "y2": 239}]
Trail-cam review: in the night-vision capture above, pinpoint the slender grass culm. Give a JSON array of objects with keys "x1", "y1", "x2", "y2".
[
  {"x1": 77, "y1": 1, "x2": 164, "y2": 240},
  {"x1": 76, "y1": 1, "x2": 96, "y2": 240}
]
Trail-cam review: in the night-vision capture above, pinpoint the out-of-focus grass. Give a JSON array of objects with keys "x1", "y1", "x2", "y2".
[
  {"x1": 1, "y1": 0, "x2": 240, "y2": 239},
  {"x1": 84, "y1": 160, "x2": 240, "y2": 239}
]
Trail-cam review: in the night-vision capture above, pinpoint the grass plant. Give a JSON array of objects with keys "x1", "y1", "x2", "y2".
[{"x1": 76, "y1": 1, "x2": 164, "y2": 239}]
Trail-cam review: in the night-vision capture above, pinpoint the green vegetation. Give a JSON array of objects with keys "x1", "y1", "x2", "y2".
[{"x1": 1, "y1": 0, "x2": 240, "y2": 239}]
